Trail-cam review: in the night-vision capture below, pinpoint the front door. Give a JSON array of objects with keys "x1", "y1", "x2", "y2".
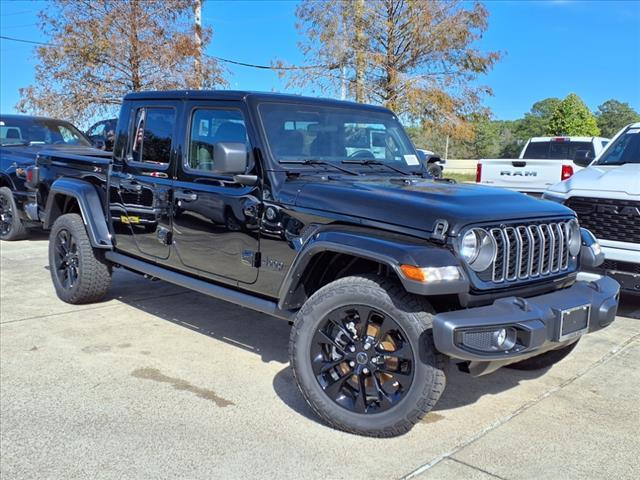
[
  {"x1": 171, "y1": 102, "x2": 260, "y2": 285},
  {"x1": 109, "y1": 103, "x2": 178, "y2": 260}
]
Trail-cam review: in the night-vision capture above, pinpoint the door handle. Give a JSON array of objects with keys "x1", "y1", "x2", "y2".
[
  {"x1": 120, "y1": 180, "x2": 142, "y2": 192},
  {"x1": 175, "y1": 191, "x2": 198, "y2": 202}
]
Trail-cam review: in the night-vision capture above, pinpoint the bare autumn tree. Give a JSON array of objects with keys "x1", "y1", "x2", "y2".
[
  {"x1": 17, "y1": 0, "x2": 226, "y2": 124},
  {"x1": 281, "y1": 0, "x2": 500, "y2": 139}
]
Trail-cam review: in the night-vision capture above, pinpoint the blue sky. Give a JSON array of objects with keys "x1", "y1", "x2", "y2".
[{"x1": 1, "y1": 0, "x2": 639, "y2": 122}]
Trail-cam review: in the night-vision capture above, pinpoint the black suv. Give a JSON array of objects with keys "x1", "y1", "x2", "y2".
[
  {"x1": 25, "y1": 91, "x2": 619, "y2": 437},
  {"x1": 0, "y1": 114, "x2": 108, "y2": 240}
]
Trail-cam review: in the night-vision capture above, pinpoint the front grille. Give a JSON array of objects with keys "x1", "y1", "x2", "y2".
[
  {"x1": 600, "y1": 259, "x2": 640, "y2": 275},
  {"x1": 565, "y1": 197, "x2": 640, "y2": 244},
  {"x1": 476, "y1": 220, "x2": 574, "y2": 287}
]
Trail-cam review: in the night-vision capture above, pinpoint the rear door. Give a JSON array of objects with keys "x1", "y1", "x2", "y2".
[{"x1": 109, "y1": 101, "x2": 179, "y2": 260}]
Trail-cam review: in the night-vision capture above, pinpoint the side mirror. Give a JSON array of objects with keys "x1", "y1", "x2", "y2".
[
  {"x1": 573, "y1": 149, "x2": 592, "y2": 167},
  {"x1": 213, "y1": 142, "x2": 249, "y2": 175}
]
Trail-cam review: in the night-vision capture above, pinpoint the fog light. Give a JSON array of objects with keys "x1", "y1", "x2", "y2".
[{"x1": 460, "y1": 327, "x2": 517, "y2": 352}]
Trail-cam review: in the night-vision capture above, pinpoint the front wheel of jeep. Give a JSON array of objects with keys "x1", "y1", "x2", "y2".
[{"x1": 289, "y1": 275, "x2": 447, "y2": 437}]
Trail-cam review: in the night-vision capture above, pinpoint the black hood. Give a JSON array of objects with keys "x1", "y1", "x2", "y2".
[{"x1": 287, "y1": 176, "x2": 573, "y2": 235}]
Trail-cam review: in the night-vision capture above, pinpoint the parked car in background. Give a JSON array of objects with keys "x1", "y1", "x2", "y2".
[
  {"x1": 476, "y1": 136, "x2": 610, "y2": 196},
  {"x1": 416, "y1": 148, "x2": 446, "y2": 178},
  {"x1": 544, "y1": 124, "x2": 639, "y2": 294},
  {"x1": 23, "y1": 90, "x2": 618, "y2": 437},
  {"x1": 0, "y1": 114, "x2": 109, "y2": 240},
  {"x1": 85, "y1": 118, "x2": 117, "y2": 151}
]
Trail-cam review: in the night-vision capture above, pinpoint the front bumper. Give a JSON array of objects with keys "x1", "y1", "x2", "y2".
[{"x1": 432, "y1": 275, "x2": 620, "y2": 375}]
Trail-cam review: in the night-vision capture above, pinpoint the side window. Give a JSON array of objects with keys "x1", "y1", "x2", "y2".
[
  {"x1": 88, "y1": 123, "x2": 105, "y2": 138},
  {"x1": 129, "y1": 107, "x2": 175, "y2": 166},
  {"x1": 187, "y1": 108, "x2": 248, "y2": 173}
]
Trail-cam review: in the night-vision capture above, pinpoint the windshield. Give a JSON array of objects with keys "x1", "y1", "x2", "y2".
[
  {"x1": 522, "y1": 140, "x2": 595, "y2": 160},
  {"x1": 594, "y1": 127, "x2": 640, "y2": 166},
  {"x1": 0, "y1": 117, "x2": 90, "y2": 147},
  {"x1": 258, "y1": 102, "x2": 420, "y2": 170}
]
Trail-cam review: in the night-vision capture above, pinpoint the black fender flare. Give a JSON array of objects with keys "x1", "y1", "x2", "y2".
[
  {"x1": 277, "y1": 229, "x2": 469, "y2": 310},
  {"x1": 43, "y1": 178, "x2": 112, "y2": 249}
]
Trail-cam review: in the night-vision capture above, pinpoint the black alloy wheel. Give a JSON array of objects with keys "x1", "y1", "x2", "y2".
[
  {"x1": 0, "y1": 193, "x2": 13, "y2": 237},
  {"x1": 53, "y1": 228, "x2": 80, "y2": 290},
  {"x1": 311, "y1": 305, "x2": 415, "y2": 414}
]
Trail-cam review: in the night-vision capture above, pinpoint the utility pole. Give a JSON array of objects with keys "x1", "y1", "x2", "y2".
[
  {"x1": 194, "y1": 0, "x2": 203, "y2": 89},
  {"x1": 354, "y1": 0, "x2": 365, "y2": 103},
  {"x1": 445, "y1": 135, "x2": 450, "y2": 161},
  {"x1": 340, "y1": 3, "x2": 347, "y2": 100}
]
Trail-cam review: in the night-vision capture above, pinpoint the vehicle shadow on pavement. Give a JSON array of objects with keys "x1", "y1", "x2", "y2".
[
  {"x1": 105, "y1": 269, "x2": 639, "y2": 426},
  {"x1": 271, "y1": 362, "x2": 549, "y2": 426},
  {"x1": 109, "y1": 270, "x2": 292, "y2": 364},
  {"x1": 618, "y1": 294, "x2": 640, "y2": 319}
]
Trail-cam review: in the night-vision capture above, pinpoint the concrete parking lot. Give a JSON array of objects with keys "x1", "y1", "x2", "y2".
[{"x1": 1, "y1": 237, "x2": 639, "y2": 480}]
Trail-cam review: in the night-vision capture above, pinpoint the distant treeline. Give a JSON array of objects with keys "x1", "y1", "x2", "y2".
[{"x1": 407, "y1": 96, "x2": 640, "y2": 159}]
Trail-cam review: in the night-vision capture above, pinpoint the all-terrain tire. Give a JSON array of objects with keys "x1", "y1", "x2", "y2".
[
  {"x1": 289, "y1": 275, "x2": 447, "y2": 437},
  {"x1": 427, "y1": 164, "x2": 443, "y2": 179},
  {"x1": 49, "y1": 213, "x2": 112, "y2": 304},
  {"x1": 507, "y1": 340, "x2": 580, "y2": 370},
  {"x1": 0, "y1": 187, "x2": 28, "y2": 241}
]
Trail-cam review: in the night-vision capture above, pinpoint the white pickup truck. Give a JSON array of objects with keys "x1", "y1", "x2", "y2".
[
  {"x1": 476, "y1": 136, "x2": 609, "y2": 196},
  {"x1": 544, "y1": 123, "x2": 639, "y2": 294}
]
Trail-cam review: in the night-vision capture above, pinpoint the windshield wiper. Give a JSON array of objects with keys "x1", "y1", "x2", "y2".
[
  {"x1": 0, "y1": 141, "x2": 31, "y2": 147},
  {"x1": 280, "y1": 159, "x2": 360, "y2": 176},
  {"x1": 342, "y1": 159, "x2": 414, "y2": 176}
]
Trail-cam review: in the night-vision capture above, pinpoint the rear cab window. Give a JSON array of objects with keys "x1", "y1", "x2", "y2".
[
  {"x1": 522, "y1": 140, "x2": 595, "y2": 160},
  {"x1": 127, "y1": 107, "x2": 176, "y2": 167}
]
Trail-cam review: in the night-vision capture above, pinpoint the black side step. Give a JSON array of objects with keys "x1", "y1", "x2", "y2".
[{"x1": 105, "y1": 251, "x2": 293, "y2": 321}]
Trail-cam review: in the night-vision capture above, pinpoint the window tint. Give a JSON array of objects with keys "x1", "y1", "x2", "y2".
[
  {"x1": 523, "y1": 141, "x2": 594, "y2": 160},
  {"x1": 259, "y1": 103, "x2": 416, "y2": 166},
  {"x1": 0, "y1": 117, "x2": 90, "y2": 146},
  {"x1": 187, "y1": 108, "x2": 248, "y2": 173},
  {"x1": 522, "y1": 142, "x2": 549, "y2": 159},
  {"x1": 549, "y1": 141, "x2": 593, "y2": 160},
  {"x1": 88, "y1": 122, "x2": 105, "y2": 137},
  {"x1": 596, "y1": 129, "x2": 640, "y2": 165},
  {"x1": 129, "y1": 108, "x2": 175, "y2": 165}
]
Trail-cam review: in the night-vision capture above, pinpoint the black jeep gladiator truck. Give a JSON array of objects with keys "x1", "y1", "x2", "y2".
[
  {"x1": 0, "y1": 114, "x2": 110, "y2": 240},
  {"x1": 25, "y1": 90, "x2": 619, "y2": 437}
]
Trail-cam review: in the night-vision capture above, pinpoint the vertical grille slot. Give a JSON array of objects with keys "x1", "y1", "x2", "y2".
[{"x1": 483, "y1": 220, "x2": 572, "y2": 285}]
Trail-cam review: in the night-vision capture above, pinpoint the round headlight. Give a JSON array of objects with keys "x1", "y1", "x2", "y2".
[
  {"x1": 565, "y1": 219, "x2": 581, "y2": 256},
  {"x1": 460, "y1": 228, "x2": 497, "y2": 272},
  {"x1": 460, "y1": 230, "x2": 479, "y2": 263}
]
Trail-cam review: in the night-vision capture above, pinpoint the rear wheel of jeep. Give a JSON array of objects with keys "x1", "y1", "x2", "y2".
[
  {"x1": 507, "y1": 340, "x2": 580, "y2": 370},
  {"x1": 0, "y1": 187, "x2": 28, "y2": 241},
  {"x1": 289, "y1": 275, "x2": 447, "y2": 437},
  {"x1": 49, "y1": 213, "x2": 112, "y2": 304}
]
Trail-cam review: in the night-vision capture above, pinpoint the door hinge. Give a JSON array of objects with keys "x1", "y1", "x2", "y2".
[{"x1": 253, "y1": 251, "x2": 262, "y2": 268}]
